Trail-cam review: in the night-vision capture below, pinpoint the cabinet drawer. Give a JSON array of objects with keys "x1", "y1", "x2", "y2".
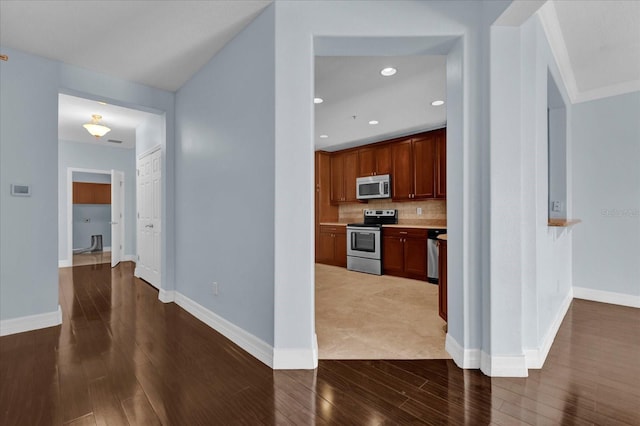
[
  {"x1": 382, "y1": 227, "x2": 427, "y2": 238},
  {"x1": 319, "y1": 225, "x2": 346, "y2": 234}
]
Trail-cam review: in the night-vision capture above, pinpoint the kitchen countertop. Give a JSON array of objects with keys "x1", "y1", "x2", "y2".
[
  {"x1": 437, "y1": 234, "x2": 448, "y2": 241},
  {"x1": 319, "y1": 220, "x2": 447, "y2": 230}
]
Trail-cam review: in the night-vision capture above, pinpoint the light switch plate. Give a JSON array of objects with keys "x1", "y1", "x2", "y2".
[{"x1": 10, "y1": 184, "x2": 30, "y2": 197}]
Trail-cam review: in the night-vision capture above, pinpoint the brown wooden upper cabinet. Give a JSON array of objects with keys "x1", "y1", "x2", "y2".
[
  {"x1": 73, "y1": 182, "x2": 111, "y2": 204},
  {"x1": 330, "y1": 150, "x2": 358, "y2": 204},
  {"x1": 391, "y1": 129, "x2": 446, "y2": 201},
  {"x1": 358, "y1": 144, "x2": 391, "y2": 177},
  {"x1": 435, "y1": 129, "x2": 447, "y2": 199}
]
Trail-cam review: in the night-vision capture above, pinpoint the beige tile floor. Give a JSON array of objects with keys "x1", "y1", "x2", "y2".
[
  {"x1": 73, "y1": 251, "x2": 111, "y2": 266},
  {"x1": 315, "y1": 263, "x2": 450, "y2": 360}
]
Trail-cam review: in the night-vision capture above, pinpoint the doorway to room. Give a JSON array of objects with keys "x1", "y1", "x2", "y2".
[{"x1": 313, "y1": 54, "x2": 449, "y2": 360}]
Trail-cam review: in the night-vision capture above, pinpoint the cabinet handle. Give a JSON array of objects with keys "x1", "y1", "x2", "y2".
[{"x1": 399, "y1": 231, "x2": 408, "y2": 234}]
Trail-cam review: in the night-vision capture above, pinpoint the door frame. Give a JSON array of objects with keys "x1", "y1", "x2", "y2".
[{"x1": 65, "y1": 167, "x2": 122, "y2": 266}]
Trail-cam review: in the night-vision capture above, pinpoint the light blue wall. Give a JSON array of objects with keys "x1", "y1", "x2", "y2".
[
  {"x1": 175, "y1": 6, "x2": 276, "y2": 344},
  {"x1": 489, "y1": 13, "x2": 575, "y2": 372},
  {"x1": 73, "y1": 205, "x2": 111, "y2": 249},
  {"x1": 58, "y1": 143, "x2": 136, "y2": 257},
  {"x1": 0, "y1": 45, "x2": 174, "y2": 322},
  {"x1": 272, "y1": 0, "x2": 510, "y2": 367},
  {"x1": 572, "y1": 91, "x2": 640, "y2": 297},
  {"x1": 0, "y1": 48, "x2": 60, "y2": 320}
]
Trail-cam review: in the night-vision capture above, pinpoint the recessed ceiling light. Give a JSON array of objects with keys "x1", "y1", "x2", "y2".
[
  {"x1": 380, "y1": 67, "x2": 397, "y2": 77},
  {"x1": 319, "y1": 134, "x2": 329, "y2": 139},
  {"x1": 314, "y1": 97, "x2": 324, "y2": 104},
  {"x1": 431, "y1": 100, "x2": 445, "y2": 106},
  {"x1": 368, "y1": 120, "x2": 379, "y2": 125},
  {"x1": 97, "y1": 101, "x2": 107, "y2": 105}
]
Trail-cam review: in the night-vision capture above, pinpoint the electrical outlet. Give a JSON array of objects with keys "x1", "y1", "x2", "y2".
[
  {"x1": 552, "y1": 201, "x2": 562, "y2": 212},
  {"x1": 213, "y1": 282, "x2": 219, "y2": 296},
  {"x1": 417, "y1": 207, "x2": 422, "y2": 215}
]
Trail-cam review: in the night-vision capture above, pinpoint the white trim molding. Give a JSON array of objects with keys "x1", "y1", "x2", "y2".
[
  {"x1": 574, "y1": 287, "x2": 640, "y2": 309},
  {"x1": 480, "y1": 351, "x2": 528, "y2": 377},
  {"x1": 158, "y1": 289, "x2": 175, "y2": 303},
  {"x1": 273, "y1": 345, "x2": 318, "y2": 370},
  {"x1": 0, "y1": 305, "x2": 62, "y2": 336},
  {"x1": 445, "y1": 334, "x2": 480, "y2": 369},
  {"x1": 173, "y1": 292, "x2": 274, "y2": 368},
  {"x1": 123, "y1": 254, "x2": 137, "y2": 263},
  {"x1": 59, "y1": 259, "x2": 72, "y2": 268},
  {"x1": 525, "y1": 289, "x2": 573, "y2": 369}
]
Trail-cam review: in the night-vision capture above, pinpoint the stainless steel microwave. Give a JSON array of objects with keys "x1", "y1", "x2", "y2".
[{"x1": 356, "y1": 174, "x2": 391, "y2": 200}]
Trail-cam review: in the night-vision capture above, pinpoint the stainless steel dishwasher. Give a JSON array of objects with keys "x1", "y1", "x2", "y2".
[{"x1": 427, "y1": 229, "x2": 447, "y2": 284}]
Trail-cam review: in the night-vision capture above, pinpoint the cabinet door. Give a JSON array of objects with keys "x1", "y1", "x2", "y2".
[
  {"x1": 375, "y1": 144, "x2": 392, "y2": 175},
  {"x1": 404, "y1": 236, "x2": 428, "y2": 281},
  {"x1": 438, "y1": 240, "x2": 447, "y2": 321},
  {"x1": 391, "y1": 139, "x2": 413, "y2": 200},
  {"x1": 435, "y1": 129, "x2": 446, "y2": 199},
  {"x1": 382, "y1": 235, "x2": 405, "y2": 276},
  {"x1": 412, "y1": 135, "x2": 436, "y2": 199},
  {"x1": 330, "y1": 153, "x2": 344, "y2": 203},
  {"x1": 358, "y1": 147, "x2": 376, "y2": 177},
  {"x1": 343, "y1": 151, "x2": 359, "y2": 202},
  {"x1": 334, "y1": 230, "x2": 347, "y2": 267},
  {"x1": 317, "y1": 230, "x2": 335, "y2": 264},
  {"x1": 94, "y1": 184, "x2": 111, "y2": 204},
  {"x1": 73, "y1": 182, "x2": 92, "y2": 204}
]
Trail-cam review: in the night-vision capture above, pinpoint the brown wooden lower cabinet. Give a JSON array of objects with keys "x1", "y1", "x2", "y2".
[
  {"x1": 438, "y1": 239, "x2": 447, "y2": 322},
  {"x1": 317, "y1": 225, "x2": 346, "y2": 267},
  {"x1": 382, "y1": 227, "x2": 428, "y2": 281}
]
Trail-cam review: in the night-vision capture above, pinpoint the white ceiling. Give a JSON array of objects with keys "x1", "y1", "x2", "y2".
[
  {"x1": 2, "y1": 0, "x2": 638, "y2": 149},
  {"x1": 0, "y1": 0, "x2": 272, "y2": 92},
  {"x1": 314, "y1": 56, "x2": 447, "y2": 151},
  {"x1": 537, "y1": 0, "x2": 640, "y2": 103},
  {"x1": 58, "y1": 94, "x2": 154, "y2": 149}
]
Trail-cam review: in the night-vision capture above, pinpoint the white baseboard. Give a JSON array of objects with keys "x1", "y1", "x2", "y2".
[
  {"x1": 445, "y1": 333, "x2": 480, "y2": 369},
  {"x1": 480, "y1": 351, "x2": 528, "y2": 377},
  {"x1": 58, "y1": 259, "x2": 72, "y2": 268},
  {"x1": 573, "y1": 286, "x2": 640, "y2": 308},
  {"x1": 103, "y1": 246, "x2": 111, "y2": 252},
  {"x1": 123, "y1": 254, "x2": 137, "y2": 263},
  {"x1": 526, "y1": 288, "x2": 573, "y2": 369},
  {"x1": 1, "y1": 305, "x2": 62, "y2": 336},
  {"x1": 158, "y1": 289, "x2": 175, "y2": 303},
  {"x1": 273, "y1": 334, "x2": 318, "y2": 370},
  {"x1": 173, "y1": 292, "x2": 274, "y2": 368}
]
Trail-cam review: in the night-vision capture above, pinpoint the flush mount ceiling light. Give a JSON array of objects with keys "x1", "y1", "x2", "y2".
[
  {"x1": 314, "y1": 97, "x2": 324, "y2": 104},
  {"x1": 368, "y1": 120, "x2": 379, "y2": 125},
  {"x1": 83, "y1": 114, "x2": 111, "y2": 138},
  {"x1": 380, "y1": 67, "x2": 397, "y2": 77},
  {"x1": 431, "y1": 100, "x2": 445, "y2": 106}
]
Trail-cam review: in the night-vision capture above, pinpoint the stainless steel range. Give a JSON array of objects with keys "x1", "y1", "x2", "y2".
[{"x1": 347, "y1": 209, "x2": 398, "y2": 275}]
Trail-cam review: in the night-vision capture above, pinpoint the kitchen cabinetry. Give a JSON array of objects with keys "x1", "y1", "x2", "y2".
[
  {"x1": 330, "y1": 150, "x2": 358, "y2": 203},
  {"x1": 435, "y1": 129, "x2": 446, "y2": 199},
  {"x1": 317, "y1": 225, "x2": 347, "y2": 267},
  {"x1": 73, "y1": 182, "x2": 111, "y2": 204},
  {"x1": 438, "y1": 238, "x2": 447, "y2": 322},
  {"x1": 358, "y1": 144, "x2": 391, "y2": 177},
  {"x1": 391, "y1": 133, "x2": 439, "y2": 201},
  {"x1": 315, "y1": 152, "x2": 339, "y2": 261},
  {"x1": 382, "y1": 227, "x2": 428, "y2": 281}
]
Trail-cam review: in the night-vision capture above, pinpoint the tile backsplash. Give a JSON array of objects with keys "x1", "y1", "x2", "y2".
[{"x1": 339, "y1": 199, "x2": 446, "y2": 223}]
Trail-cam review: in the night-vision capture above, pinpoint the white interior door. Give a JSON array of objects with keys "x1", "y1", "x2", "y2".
[
  {"x1": 135, "y1": 149, "x2": 161, "y2": 288},
  {"x1": 111, "y1": 170, "x2": 124, "y2": 267}
]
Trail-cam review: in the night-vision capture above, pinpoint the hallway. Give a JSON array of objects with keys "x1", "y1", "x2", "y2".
[{"x1": 0, "y1": 262, "x2": 638, "y2": 425}]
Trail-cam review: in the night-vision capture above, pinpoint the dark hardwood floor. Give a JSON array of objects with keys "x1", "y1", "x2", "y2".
[{"x1": 1, "y1": 262, "x2": 639, "y2": 425}]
